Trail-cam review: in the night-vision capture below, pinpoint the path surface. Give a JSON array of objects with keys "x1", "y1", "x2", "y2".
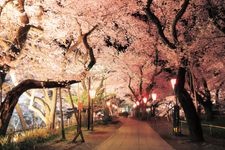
[{"x1": 95, "y1": 118, "x2": 174, "y2": 150}]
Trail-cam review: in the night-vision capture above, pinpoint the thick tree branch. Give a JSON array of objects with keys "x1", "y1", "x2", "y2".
[
  {"x1": 195, "y1": 92, "x2": 205, "y2": 105},
  {"x1": 139, "y1": 65, "x2": 144, "y2": 96},
  {"x1": 172, "y1": 0, "x2": 190, "y2": 43},
  {"x1": 0, "y1": 79, "x2": 79, "y2": 135},
  {"x1": 83, "y1": 25, "x2": 97, "y2": 70},
  {"x1": 146, "y1": 48, "x2": 162, "y2": 93},
  {"x1": 145, "y1": 0, "x2": 176, "y2": 49},
  {"x1": 65, "y1": 25, "x2": 97, "y2": 70},
  {"x1": 128, "y1": 76, "x2": 138, "y2": 101},
  {"x1": 202, "y1": 78, "x2": 211, "y2": 100}
]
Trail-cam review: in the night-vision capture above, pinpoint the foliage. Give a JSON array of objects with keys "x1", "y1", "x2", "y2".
[
  {"x1": 0, "y1": 128, "x2": 59, "y2": 150},
  {"x1": 65, "y1": 95, "x2": 79, "y2": 105}
]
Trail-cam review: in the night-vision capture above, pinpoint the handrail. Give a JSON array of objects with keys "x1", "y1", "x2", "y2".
[{"x1": 180, "y1": 120, "x2": 225, "y2": 130}]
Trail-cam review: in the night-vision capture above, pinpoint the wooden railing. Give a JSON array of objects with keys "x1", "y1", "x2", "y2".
[{"x1": 181, "y1": 120, "x2": 225, "y2": 136}]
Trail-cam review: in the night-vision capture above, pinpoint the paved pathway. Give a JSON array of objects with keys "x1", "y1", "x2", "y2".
[{"x1": 95, "y1": 118, "x2": 174, "y2": 150}]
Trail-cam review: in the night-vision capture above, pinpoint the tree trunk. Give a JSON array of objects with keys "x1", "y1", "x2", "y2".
[
  {"x1": 204, "y1": 102, "x2": 213, "y2": 121},
  {"x1": 175, "y1": 67, "x2": 204, "y2": 142},
  {"x1": 196, "y1": 92, "x2": 213, "y2": 121},
  {"x1": 0, "y1": 79, "x2": 79, "y2": 136},
  {"x1": 15, "y1": 104, "x2": 27, "y2": 130}
]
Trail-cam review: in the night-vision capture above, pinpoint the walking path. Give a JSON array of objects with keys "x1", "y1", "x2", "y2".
[{"x1": 95, "y1": 118, "x2": 174, "y2": 150}]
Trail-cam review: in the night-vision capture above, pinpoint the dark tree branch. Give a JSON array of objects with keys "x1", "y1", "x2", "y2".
[
  {"x1": 0, "y1": 24, "x2": 97, "y2": 135},
  {"x1": 146, "y1": 48, "x2": 162, "y2": 93},
  {"x1": 195, "y1": 92, "x2": 205, "y2": 105},
  {"x1": 207, "y1": 0, "x2": 225, "y2": 34},
  {"x1": 66, "y1": 25, "x2": 97, "y2": 70},
  {"x1": 128, "y1": 75, "x2": 138, "y2": 101},
  {"x1": 145, "y1": 0, "x2": 176, "y2": 49},
  {"x1": 202, "y1": 78, "x2": 211, "y2": 101},
  {"x1": 0, "y1": 79, "x2": 80, "y2": 135},
  {"x1": 172, "y1": 0, "x2": 190, "y2": 43},
  {"x1": 139, "y1": 65, "x2": 144, "y2": 96},
  {"x1": 83, "y1": 25, "x2": 97, "y2": 70}
]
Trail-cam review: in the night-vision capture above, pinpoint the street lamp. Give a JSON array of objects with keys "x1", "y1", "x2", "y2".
[
  {"x1": 170, "y1": 78, "x2": 181, "y2": 135},
  {"x1": 171, "y1": 79, "x2": 177, "y2": 105},
  {"x1": 143, "y1": 97, "x2": 147, "y2": 103},
  {"x1": 90, "y1": 90, "x2": 96, "y2": 99},
  {"x1": 171, "y1": 79, "x2": 176, "y2": 90},
  {"x1": 106, "y1": 101, "x2": 111, "y2": 107},
  {"x1": 142, "y1": 97, "x2": 148, "y2": 120},
  {"x1": 112, "y1": 104, "x2": 117, "y2": 109},
  {"x1": 151, "y1": 93, "x2": 157, "y2": 101},
  {"x1": 136, "y1": 101, "x2": 140, "y2": 106},
  {"x1": 89, "y1": 89, "x2": 95, "y2": 131}
]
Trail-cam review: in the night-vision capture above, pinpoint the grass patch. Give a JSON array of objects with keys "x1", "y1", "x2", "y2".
[{"x1": 0, "y1": 126, "x2": 76, "y2": 150}]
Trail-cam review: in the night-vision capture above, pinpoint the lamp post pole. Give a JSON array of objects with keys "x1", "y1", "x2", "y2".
[
  {"x1": 87, "y1": 77, "x2": 91, "y2": 130},
  {"x1": 151, "y1": 93, "x2": 157, "y2": 117},
  {"x1": 90, "y1": 90, "x2": 96, "y2": 131},
  {"x1": 171, "y1": 79, "x2": 181, "y2": 135},
  {"x1": 136, "y1": 101, "x2": 140, "y2": 119},
  {"x1": 143, "y1": 97, "x2": 147, "y2": 120}
]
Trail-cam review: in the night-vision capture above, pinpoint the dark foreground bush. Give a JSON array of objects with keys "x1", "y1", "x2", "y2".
[{"x1": 119, "y1": 112, "x2": 129, "y2": 118}]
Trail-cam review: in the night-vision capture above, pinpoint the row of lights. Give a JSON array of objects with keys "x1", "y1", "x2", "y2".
[
  {"x1": 133, "y1": 78, "x2": 177, "y2": 108},
  {"x1": 90, "y1": 90, "x2": 118, "y2": 109},
  {"x1": 133, "y1": 93, "x2": 157, "y2": 108},
  {"x1": 89, "y1": 78, "x2": 177, "y2": 109}
]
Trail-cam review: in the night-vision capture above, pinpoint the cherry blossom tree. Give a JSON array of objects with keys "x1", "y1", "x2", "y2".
[
  {"x1": 0, "y1": 0, "x2": 96, "y2": 135},
  {"x1": 0, "y1": 0, "x2": 224, "y2": 143},
  {"x1": 144, "y1": 0, "x2": 225, "y2": 141}
]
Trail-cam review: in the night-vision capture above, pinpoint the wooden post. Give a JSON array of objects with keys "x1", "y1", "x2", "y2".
[
  {"x1": 67, "y1": 86, "x2": 85, "y2": 143},
  {"x1": 91, "y1": 95, "x2": 94, "y2": 131},
  {"x1": 87, "y1": 77, "x2": 91, "y2": 130},
  {"x1": 59, "y1": 88, "x2": 66, "y2": 140},
  {"x1": 51, "y1": 89, "x2": 57, "y2": 129}
]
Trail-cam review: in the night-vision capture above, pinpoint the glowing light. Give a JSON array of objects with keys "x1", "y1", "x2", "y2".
[
  {"x1": 13, "y1": 136, "x2": 18, "y2": 142},
  {"x1": 136, "y1": 101, "x2": 140, "y2": 106},
  {"x1": 152, "y1": 93, "x2": 157, "y2": 101},
  {"x1": 112, "y1": 104, "x2": 118, "y2": 109},
  {"x1": 171, "y1": 79, "x2": 177, "y2": 90},
  {"x1": 133, "y1": 103, "x2": 137, "y2": 108},
  {"x1": 106, "y1": 101, "x2": 111, "y2": 107},
  {"x1": 146, "y1": 108, "x2": 151, "y2": 112},
  {"x1": 89, "y1": 90, "x2": 96, "y2": 99},
  {"x1": 143, "y1": 97, "x2": 147, "y2": 103}
]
